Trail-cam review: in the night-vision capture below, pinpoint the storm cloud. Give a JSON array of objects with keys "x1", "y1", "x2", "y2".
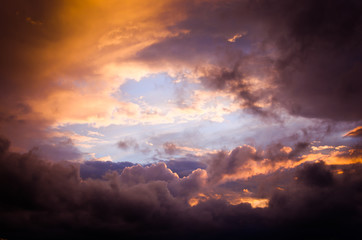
[
  {"x1": 137, "y1": 0, "x2": 362, "y2": 121},
  {"x1": 1, "y1": 137, "x2": 362, "y2": 239},
  {"x1": 0, "y1": 0, "x2": 362, "y2": 239}
]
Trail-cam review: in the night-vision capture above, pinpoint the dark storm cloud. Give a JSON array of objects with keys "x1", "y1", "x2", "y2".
[
  {"x1": 221, "y1": 161, "x2": 362, "y2": 239},
  {"x1": 1, "y1": 0, "x2": 362, "y2": 239},
  {"x1": 0, "y1": 0, "x2": 63, "y2": 93},
  {"x1": 295, "y1": 161, "x2": 334, "y2": 187},
  {"x1": 1, "y1": 138, "x2": 362, "y2": 239},
  {"x1": 0, "y1": 109, "x2": 53, "y2": 151},
  {"x1": 0, "y1": 0, "x2": 67, "y2": 114},
  {"x1": 198, "y1": 60, "x2": 276, "y2": 118},
  {"x1": 0, "y1": 0, "x2": 93, "y2": 150},
  {"x1": 273, "y1": 0, "x2": 362, "y2": 121},
  {"x1": 267, "y1": 162, "x2": 362, "y2": 238},
  {"x1": 0, "y1": 138, "x2": 182, "y2": 239},
  {"x1": 245, "y1": 141, "x2": 311, "y2": 164},
  {"x1": 287, "y1": 142, "x2": 310, "y2": 159},
  {"x1": 0, "y1": 136, "x2": 10, "y2": 154},
  {"x1": 137, "y1": 0, "x2": 362, "y2": 121},
  {"x1": 205, "y1": 146, "x2": 256, "y2": 183}
]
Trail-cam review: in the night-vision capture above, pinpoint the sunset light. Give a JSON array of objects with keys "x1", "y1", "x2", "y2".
[{"x1": 0, "y1": 0, "x2": 361, "y2": 239}]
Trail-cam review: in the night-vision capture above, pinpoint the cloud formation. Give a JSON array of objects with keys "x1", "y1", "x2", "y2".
[
  {"x1": 136, "y1": 0, "x2": 362, "y2": 121},
  {"x1": 1, "y1": 137, "x2": 362, "y2": 239},
  {"x1": 1, "y1": 0, "x2": 361, "y2": 152},
  {"x1": 344, "y1": 126, "x2": 362, "y2": 138},
  {"x1": 1, "y1": 0, "x2": 362, "y2": 239}
]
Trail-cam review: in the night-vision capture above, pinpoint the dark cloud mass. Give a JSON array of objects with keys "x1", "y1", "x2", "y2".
[
  {"x1": 138, "y1": 0, "x2": 362, "y2": 121},
  {"x1": 273, "y1": 0, "x2": 362, "y2": 121},
  {"x1": 1, "y1": 138, "x2": 362, "y2": 239}
]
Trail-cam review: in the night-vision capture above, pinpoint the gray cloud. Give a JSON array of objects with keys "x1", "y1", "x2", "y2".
[
  {"x1": 117, "y1": 138, "x2": 151, "y2": 155},
  {"x1": 1, "y1": 137, "x2": 362, "y2": 239},
  {"x1": 30, "y1": 138, "x2": 83, "y2": 162},
  {"x1": 163, "y1": 142, "x2": 178, "y2": 155},
  {"x1": 118, "y1": 138, "x2": 139, "y2": 150},
  {"x1": 136, "y1": 0, "x2": 362, "y2": 121}
]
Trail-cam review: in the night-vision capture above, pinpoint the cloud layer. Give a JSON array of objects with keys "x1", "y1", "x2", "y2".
[
  {"x1": 1, "y1": 0, "x2": 362, "y2": 239},
  {"x1": 1, "y1": 137, "x2": 362, "y2": 239}
]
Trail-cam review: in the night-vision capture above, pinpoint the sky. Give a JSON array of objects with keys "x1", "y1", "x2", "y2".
[{"x1": 0, "y1": 0, "x2": 361, "y2": 239}]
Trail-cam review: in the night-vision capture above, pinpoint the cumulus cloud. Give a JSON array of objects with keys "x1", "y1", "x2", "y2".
[{"x1": 1, "y1": 138, "x2": 362, "y2": 239}]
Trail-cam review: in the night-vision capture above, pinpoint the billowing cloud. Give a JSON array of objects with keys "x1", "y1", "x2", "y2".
[
  {"x1": 2, "y1": 0, "x2": 360, "y2": 151},
  {"x1": 1, "y1": 0, "x2": 362, "y2": 239},
  {"x1": 1, "y1": 137, "x2": 362, "y2": 239},
  {"x1": 135, "y1": 0, "x2": 362, "y2": 121}
]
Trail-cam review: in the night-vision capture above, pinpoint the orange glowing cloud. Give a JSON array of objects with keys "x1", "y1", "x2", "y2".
[
  {"x1": 9, "y1": 0, "x2": 192, "y2": 130},
  {"x1": 16, "y1": 0, "x2": 247, "y2": 129},
  {"x1": 188, "y1": 191, "x2": 269, "y2": 208},
  {"x1": 344, "y1": 126, "x2": 362, "y2": 137},
  {"x1": 227, "y1": 33, "x2": 243, "y2": 42},
  {"x1": 206, "y1": 143, "x2": 362, "y2": 184}
]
